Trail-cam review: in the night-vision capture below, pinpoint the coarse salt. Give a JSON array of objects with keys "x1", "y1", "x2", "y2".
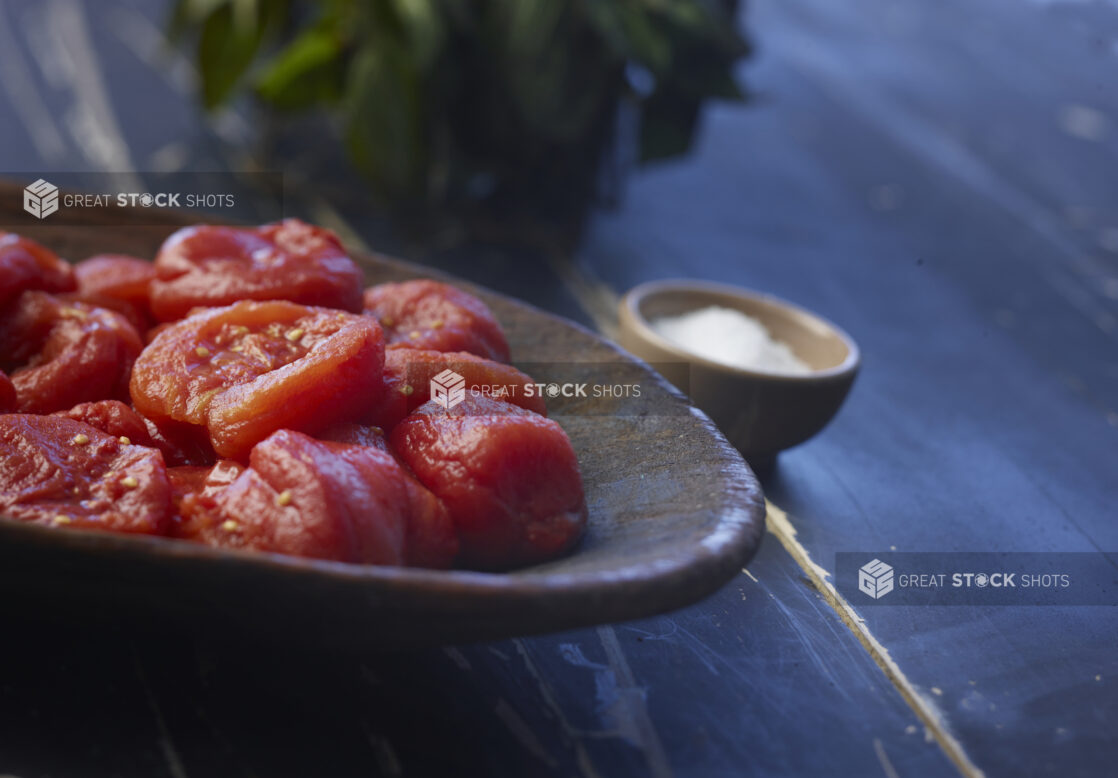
[{"x1": 651, "y1": 306, "x2": 813, "y2": 375}]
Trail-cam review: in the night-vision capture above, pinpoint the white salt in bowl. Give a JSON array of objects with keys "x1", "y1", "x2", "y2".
[{"x1": 617, "y1": 279, "x2": 860, "y2": 463}]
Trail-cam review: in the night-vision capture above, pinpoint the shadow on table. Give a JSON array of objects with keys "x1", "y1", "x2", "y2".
[{"x1": 0, "y1": 606, "x2": 606, "y2": 777}]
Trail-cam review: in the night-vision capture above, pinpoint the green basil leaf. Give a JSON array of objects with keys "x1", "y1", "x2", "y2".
[
  {"x1": 344, "y1": 41, "x2": 426, "y2": 200},
  {"x1": 254, "y1": 27, "x2": 344, "y2": 109}
]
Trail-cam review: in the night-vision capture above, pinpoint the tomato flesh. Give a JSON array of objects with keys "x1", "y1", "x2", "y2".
[
  {"x1": 177, "y1": 430, "x2": 405, "y2": 563},
  {"x1": 53, "y1": 400, "x2": 154, "y2": 445},
  {"x1": 390, "y1": 391, "x2": 586, "y2": 569},
  {"x1": 316, "y1": 423, "x2": 457, "y2": 567},
  {"x1": 61, "y1": 291, "x2": 150, "y2": 334},
  {"x1": 173, "y1": 429, "x2": 455, "y2": 567},
  {"x1": 318, "y1": 421, "x2": 390, "y2": 450},
  {"x1": 0, "y1": 414, "x2": 172, "y2": 535},
  {"x1": 151, "y1": 220, "x2": 363, "y2": 321},
  {"x1": 0, "y1": 230, "x2": 585, "y2": 572},
  {"x1": 0, "y1": 291, "x2": 143, "y2": 414},
  {"x1": 0, "y1": 371, "x2": 14, "y2": 413},
  {"x1": 130, "y1": 300, "x2": 385, "y2": 460},
  {"x1": 363, "y1": 280, "x2": 510, "y2": 362},
  {"x1": 365, "y1": 348, "x2": 546, "y2": 431},
  {"x1": 0, "y1": 232, "x2": 76, "y2": 307},
  {"x1": 168, "y1": 460, "x2": 243, "y2": 528},
  {"x1": 139, "y1": 416, "x2": 218, "y2": 467},
  {"x1": 74, "y1": 254, "x2": 154, "y2": 309},
  {"x1": 69, "y1": 254, "x2": 156, "y2": 333}
]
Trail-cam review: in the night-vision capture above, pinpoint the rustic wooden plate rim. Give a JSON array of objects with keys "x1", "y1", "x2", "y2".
[{"x1": 0, "y1": 188, "x2": 766, "y2": 639}]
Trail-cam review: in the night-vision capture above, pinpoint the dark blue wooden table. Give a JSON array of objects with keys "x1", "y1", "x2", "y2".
[{"x1": 1, "y1": 0, "x2": 1115, "y2": 775}]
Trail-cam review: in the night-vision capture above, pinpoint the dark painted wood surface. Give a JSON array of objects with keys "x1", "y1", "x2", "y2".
[
  {"x1": 578, "y1": 1, "x2": 1118, "y2": 774},
  {"x1": 0, "y1": 0, "x2": 1114, "y2": 776}
]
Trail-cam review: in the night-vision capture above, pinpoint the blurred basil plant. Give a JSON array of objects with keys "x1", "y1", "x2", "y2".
[{"x1": 171, "y1": 0, "x2": 749, "y2": 228}]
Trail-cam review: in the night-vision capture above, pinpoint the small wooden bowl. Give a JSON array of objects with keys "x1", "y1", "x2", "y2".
[{"x1": 618, "y1": 279, "x2": 860, "y2": 463}]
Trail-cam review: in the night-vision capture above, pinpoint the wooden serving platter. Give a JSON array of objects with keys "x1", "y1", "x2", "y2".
[{"x1": 0, "y1": 182, "x2": 764, "y2": 647}]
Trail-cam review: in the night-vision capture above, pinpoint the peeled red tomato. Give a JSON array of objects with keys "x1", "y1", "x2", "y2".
[
  {"x1": 391, "y1": 392, "x2": 586, "y2": 570},
  {"x1": 150, "y1": 220, "x2": 364, "y2": 321},
  {"x1": 0, "y1": 292, "x2": 143, "y2": 414},
  {"x1": 0, "y1": 232, "x2": 76, "y2": 307},
  {"x1": 176, "y1": 429, "x2": 455, "y2": 567},
  {"x1": 52, "y1": 400, "x2": 153, "y2": 445},
  {"x1": 0, "y1": 414, "x2": 171, "y2": 535},
  {"x1": 364, "y1": 280, "x2": 510, "y2": 362},
  {"x1": 365, "y1": 348, "x2": 546, "y2": 431},
  {"x1": 130, "y1": 300, "x2": 385, "y2": 460}
]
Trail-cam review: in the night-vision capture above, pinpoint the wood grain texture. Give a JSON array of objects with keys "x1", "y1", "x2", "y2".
[
  {"x1": 579, "y1": 0, "x2": 1118, "y2": 773},
  {"x1": 4, "y1": 0, "x2": 1115, "y2": 774},
  {"x1": 0, "y1": 182, "x2": 765, "y2": 647}
]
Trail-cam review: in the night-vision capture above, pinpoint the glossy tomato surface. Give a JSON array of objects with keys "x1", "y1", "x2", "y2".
[
  {"x1": 0, "y1": 292, "x2": 143, "y2": 414},
  {"x1": 74, "y1": 254, "x2": 154, "y2": 309},
  {"x1": 0, "y1": 232, "x2": 76, "y2": 307},
  {"x1": 363, "y1": 280, "x2": 510, "y2": 362},
  {"x1": 53, "y1": 400, "x2": 153, "y2": 445},
  {"x1": 69, "y1": 254, "x2": 156, "y2": 332},
  {"x1": 0, "y1": 414, "x2": 172, "y2": 535},
  {"x1": 391, "y1": 392, "x2": 586, "y2": 570},
  {"x1": 150, "y1": 220, "x2": 363, "y2": 320},
  {"x1": 177, "y1": 430, "x2": 411, "y2": 564},
  {"x1": 130, "y1": 300, "x2": 385, "y2": 460},
  {"x1": 175, "y1": 430, "x2": 456, "y2": 568},
  {"x1": 364, "y1": 348, "x2": 546, "y2": 432},
  {"x1": 168, "y1": 459, "x2": 243, "y2": 526},
  {"x1": 0, "y1": 228, "x2": 587, "y2": 574}
]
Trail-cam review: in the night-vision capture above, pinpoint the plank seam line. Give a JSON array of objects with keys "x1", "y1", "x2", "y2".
[
  {"x1": 311, "y1": 196, "x2": 980, "y2": 777},
  {"x1": 596, "y1": 625, "x2": 674, "y2": 778},
  {"x1": 765, "y1": 501, "x2": 985, "y2": 778},
  {"x1": 550, "y1": 250, "x2": 986, "y2": 778}
]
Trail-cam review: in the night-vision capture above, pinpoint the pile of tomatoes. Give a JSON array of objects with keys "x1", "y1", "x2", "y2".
[{"x1": 0, "y1": 221, "x2": 586, "y2": 570}]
